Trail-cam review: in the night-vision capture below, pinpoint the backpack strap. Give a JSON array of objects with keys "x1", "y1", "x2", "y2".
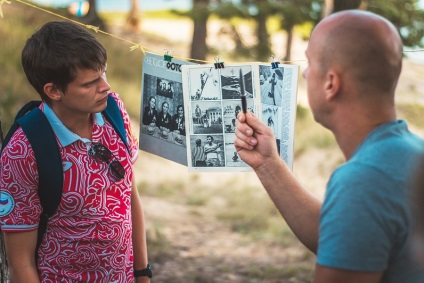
[
  {"x1": 16, "y1": 106, "x2": 63, "y2": 257},
  {"x1": 103, "y1": 94, "x2": 130, "y2": 153},
  {"x1": 1, "y1": 96, "x2": 128, "y2": 261},
  {"x1": 1, "y1": 101, "x2": 43, "y2": 154}
]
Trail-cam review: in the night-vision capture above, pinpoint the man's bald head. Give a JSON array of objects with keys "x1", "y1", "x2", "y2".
[{"x1": 310, "y1": 10, "x2": 403, "y2": 94}]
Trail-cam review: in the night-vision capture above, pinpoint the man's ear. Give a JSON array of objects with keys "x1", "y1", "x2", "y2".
[
  {"x1": 324, "y1": 71, "x2": 340, "y2": 101},
  {"x1": 44, "y1": 83, "x2": 62, "y2": 102}
]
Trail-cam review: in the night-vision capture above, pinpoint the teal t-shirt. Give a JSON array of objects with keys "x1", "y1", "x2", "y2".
[{"x1": 317, "y1": 120, "x2": 424, "y2": 282}]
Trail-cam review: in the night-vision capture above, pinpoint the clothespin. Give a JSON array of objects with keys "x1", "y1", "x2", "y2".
[
  {"x1": 214, "y1": 56, "x2": 224, "y2": 69},
  {"x1": 270, "y1": 55, "x2": 280, "y2": 69},
  {"x1": 164, "y1": 49, "x2": 174, "y2": 62}
]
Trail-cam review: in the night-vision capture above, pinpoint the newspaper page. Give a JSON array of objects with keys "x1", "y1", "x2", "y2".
[
  {"x1": 182, "y1": 63, "x2": 260, "y2": 172},
  {"x1": 139, "y1": 52, "x2": 194, "y2": 165},
  {"x1": 256, "y1": 63, "x2": 299, "y2": 169}
]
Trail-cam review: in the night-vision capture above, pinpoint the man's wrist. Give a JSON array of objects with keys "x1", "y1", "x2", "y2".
[{"x1": 134, "y1": 263, "x2": 153, "y2": 278}]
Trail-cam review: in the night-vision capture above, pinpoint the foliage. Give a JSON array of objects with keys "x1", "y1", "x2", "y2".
[
  {"x1": 367, "y1": 0, "x2": 424, "y2": 47},
  {"x1": 0, "y1": 5, "x2": 57, "y2": 132},
  {"x1": 313, "y1": 0, "x2": 424, "y2": 47}
]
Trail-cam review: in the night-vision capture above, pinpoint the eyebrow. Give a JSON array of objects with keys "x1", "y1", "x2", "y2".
[{"x1": 81, "y1": 76, "x2": 100, "y2": 87}]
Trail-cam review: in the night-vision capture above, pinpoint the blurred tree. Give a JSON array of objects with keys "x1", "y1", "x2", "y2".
[
  {"x1": 318, "y1": 0, "x2": 424, "y2": 47},
  {"x1": 213, "y1": 1, "x2": 251, "y2": 59},
  {"x1": 321, "y1": 0, "x2": 362, "y2": 17},
  {"x1": 213, "y1": 0, "x2": 273, "y2": 61},
  {"x1": 274, "y1": 0, "x2": 318, "y2": 62},
  {"x1": 248, "y1": 0, "x2": 274, "y2": 61},
  {"x1": 367, "y1": 0, "x2": 424, "y2": 47},
  {"x1": 190, "y1": 0, "x2": 211, "y2": 60},
  {"x1": 82, "y1": 0, "x2": 107, "y2": 31},
  {"x1": 126, "y1": 0, "x2": 141, "y2": 31}
]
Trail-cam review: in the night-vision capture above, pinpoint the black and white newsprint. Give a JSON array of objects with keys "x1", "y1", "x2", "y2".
[
  {"x1": 256, "y1": 63, "x2": 299, "y2": 169},
  {"x1": 139, "y1": 52, "x2": 194, "y2": 165},
  {"x1": 182, "y1": 63, "x2": 298, "y2": 172}
]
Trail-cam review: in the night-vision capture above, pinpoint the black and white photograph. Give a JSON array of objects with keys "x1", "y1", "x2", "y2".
[
  {"x1": 262, "y1": 105, "x2": 281, "y2": 137},
  {"x1": 189, "y1": 134, "x2": 225, "y2": 168},
  {"x1": 224, "y1": 133, "x2": 248, "y2": 168},
  {"x1": 190, "y1": 101, "x2": 223, "y2": 135},
  {"x1": 259, "y1": 65, "x2": 284, "y2": 106},
  {"x1": 141, "y1": 73, "x2": 186, "y2": 146},
  {"x1": 222, "y1": 100, "x2": 241, "y2": 133},
  {"x1": 156, "y1": 78, "x2": 175, "y2": 98},
  {"x1": 139, "y1": 52, "x2": 194, "y2": 166},
  {"x1": 182, "y1": 62, "x2": 298, "y2": 172},
  {"x1": 187, "y1": 67, "x2": 221, "y2": 100},
  {"x1": 221, "y1": 65, "x2": 253, "y2": 100}
]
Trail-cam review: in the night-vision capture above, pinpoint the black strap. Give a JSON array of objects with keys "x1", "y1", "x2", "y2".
[
  {"x1": 103, "y1": 95, "x2": 129, "y2": 152},
  {"x1": 17, "y1": 108, "x2": 63, "y2": 255}
]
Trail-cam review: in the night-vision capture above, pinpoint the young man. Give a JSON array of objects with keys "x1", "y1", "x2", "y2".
[
  {"x1": 0, "y1": 21, "x2": 150, "y2": 282},
  {"x1": 157, "y1": 101, "x2": 172, "y2": 132},
  {"x1": 204, "y1": 135, "x2": 222, "y2": 167},
  {"x1": 235, "y1": 10, "x2": 424, "y2": 283}
]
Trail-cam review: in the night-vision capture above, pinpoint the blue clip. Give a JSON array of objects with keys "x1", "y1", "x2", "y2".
[
  {"x1": 270, "y1": 55, "x2": 279, "y2": 69},
  {"x1": 214, "y1": 56, "x2": 224, "y2": 69}
]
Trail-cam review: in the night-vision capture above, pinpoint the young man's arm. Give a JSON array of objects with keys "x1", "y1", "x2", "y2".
[
  {"x1": 4, "y1": 230, "x2": 40, "y2": 283},
  {"x1": 234, "y1": 111, "x2": 322, "y2": 252},
  {"x1": 131, "y1": 176, "x2": 150, "y2": 283}
]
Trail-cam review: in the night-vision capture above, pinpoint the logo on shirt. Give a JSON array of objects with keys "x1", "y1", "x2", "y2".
[
  {"x1": 0, "y1": 191, "x2": 15, "y2": 217},
  {"x1": 62, "y1": 161, "x2": 73, "y2": 172}
]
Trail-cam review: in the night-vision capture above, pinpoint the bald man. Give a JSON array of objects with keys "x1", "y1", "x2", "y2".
[{"x1": 235, "y1": 10, "x2": 424, "y2": 283}]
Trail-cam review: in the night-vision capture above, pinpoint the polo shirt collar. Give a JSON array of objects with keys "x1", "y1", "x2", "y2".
[{"x1": 43, "y1": 103, "x2": 105, "y2": 147}]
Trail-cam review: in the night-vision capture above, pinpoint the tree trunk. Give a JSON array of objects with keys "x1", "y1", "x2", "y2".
[
  {"x1": 190, "y1": 0, "x2": 209, "y2": 61},
  {"x1": 359, "y1": 0, "x2": 369, "y2": 10},
  {"x1": 126, "y1": 0, "x2": 140, "y2": 31},
  {"x1": 256, "y1": 12, "x2": 271, "y2": 61},
  {"x1": 83, "y1": 0, "x2": 106, "y2": 31},
  {"x1": 323, "y1": 0, "x2": 364, "y2": 18},
  {"x1": 284, "y1": 24, "x2": 294, "y2": 62},
  {"x1": 333, "y1": 0, "x2": 362, "y2": 12},
  {"x1": 322, "y1": 0, "x2": 334, "y2": 18}
]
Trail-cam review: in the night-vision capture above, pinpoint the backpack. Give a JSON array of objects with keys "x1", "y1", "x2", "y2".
[{"x1": 0, "y1": 94, "x2": 129, "y2": 282}]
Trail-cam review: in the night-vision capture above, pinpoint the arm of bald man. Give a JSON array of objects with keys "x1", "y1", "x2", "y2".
[{"x1": 234, "y1": 111, "x2": 321, "y2": 253}]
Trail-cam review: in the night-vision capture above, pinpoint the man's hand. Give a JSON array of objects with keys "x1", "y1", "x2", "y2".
[{"x1": 234, "y1": 111, "x2": 279, "y2": 171}]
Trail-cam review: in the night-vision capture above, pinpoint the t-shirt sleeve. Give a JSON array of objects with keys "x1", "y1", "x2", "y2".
[
  {"x1": 317, "y1": 163, "x2": 404, "y2": 271},
  {"x1": 0, "y1": 130, "x2": 42, "y2": 232}
]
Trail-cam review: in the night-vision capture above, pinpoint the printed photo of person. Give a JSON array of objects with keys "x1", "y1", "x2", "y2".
[
  {"x1": 157, "y1": 78, "x2": 174, "y2": 98},
  {"x1": 262, "y1": 105, "x2": 280, "y2": 135},
  {"x1": 187, "y1": 67, "x2": 221, "y2": 101},
  {"x1": 142, "y1": 96, "x2": 158, "y2": 126},
  {"x1": 224, "y1": 133, "x2": 248, "y2": 168},
  {"x1": 259, "y1": 65, "x2": 284, "y2": 106},
  {"x1": 171, "y1": 104, "x2": 185, "y2": 136},
  {"x1": 191, "y1": 138, "x2": 206, "y2": 167},
  {"x1": 203, "y1": 135, "x2": 224, "y2": 167},
  {"x1": 191, "y1": 101, "x2": 223, "y2": 135},
  {"x1": 158, "y1": 101, "x2": 172, "y2": 133},
  {"x1": 222, "y1": 100, "x2": 254, "y2": 133}
]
